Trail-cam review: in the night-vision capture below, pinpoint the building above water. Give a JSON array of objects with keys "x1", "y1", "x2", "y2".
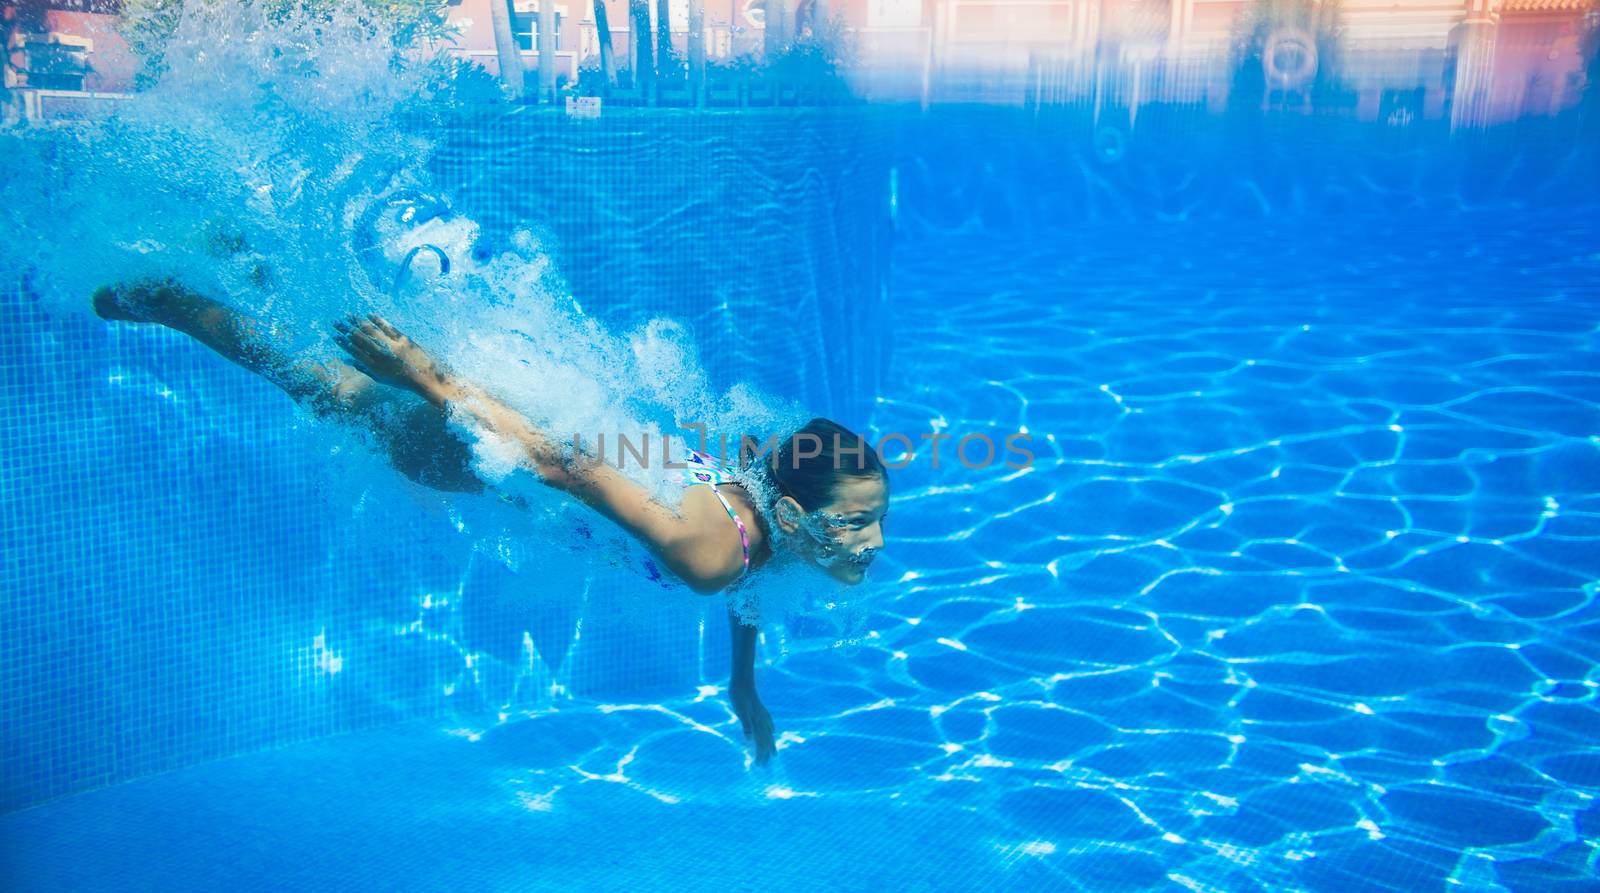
[{"x1": 2, "y1": 0, "x2": 1594, "y2": 122}]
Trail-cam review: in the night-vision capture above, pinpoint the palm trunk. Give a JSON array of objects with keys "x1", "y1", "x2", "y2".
[
  {"x1": 688, "y1": 0, "x2": 705, "y2": 101},
  {"x1": 487, "y1": 0, "x2": 525, "y2": 99},
  {"x1": 763, "y1": 0, "x2": 785, "y2": 60},
  {"x1": 656, "y1": 0, "x2": 673, "y2": 71},
  {"x1": 630, "y1": 0, "x2": 654, "y2": 91},
  {"x1": 594, "y1": 0, "x2": 617, "y2": 86},
  {"x1": 538, "y1": 0, "x2": 556, "y2": 100}
]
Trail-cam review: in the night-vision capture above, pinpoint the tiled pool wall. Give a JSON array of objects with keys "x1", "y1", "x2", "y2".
[
  {"x1": 430, "y1": 107, "x2": 897, "y2": 427},
  {"x1": 1, "y1": 107, "x2": 895, "y2": 812}
]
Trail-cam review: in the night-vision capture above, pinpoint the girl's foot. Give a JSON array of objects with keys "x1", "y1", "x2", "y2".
[{"x1": 92, "y1": 277, "x2": 188, "y2": 324}]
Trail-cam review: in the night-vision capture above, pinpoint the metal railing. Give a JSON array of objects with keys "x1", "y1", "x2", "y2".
[
  {"x1": 1025, "y1": 48, "x2": 1229, "y2": 117},
  {"x1": 6, "y1": 87, "x2": 131, "y2": 123}
]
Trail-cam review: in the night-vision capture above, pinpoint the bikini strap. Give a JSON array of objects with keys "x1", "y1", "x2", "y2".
[
  {"x1": 675, "y1": 447, "x2": 750, "y2": 577},
  {"x1": 706, "y1": 483, "x2": 751, "y2": 577}
]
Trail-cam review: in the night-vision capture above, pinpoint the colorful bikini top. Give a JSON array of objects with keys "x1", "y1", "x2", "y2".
[{"x1": 672, "y1": 447, "x2": 751, "y2": 579}]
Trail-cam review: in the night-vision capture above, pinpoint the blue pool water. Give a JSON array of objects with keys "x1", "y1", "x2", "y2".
[
  {"x1": 6, "y1": 195, "x2": 1598, "y2": 890},
  {"x1": 3, "y1": 24, "x2": 1599, "y2": 891}
]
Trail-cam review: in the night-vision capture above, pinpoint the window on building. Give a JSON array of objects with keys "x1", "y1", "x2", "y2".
[
  {"x1": 512, "y1": 11, "x2": 563, "y2": 51},
  {"x1": 15, "y1": 36, "x2": 92, "y2": 91}
]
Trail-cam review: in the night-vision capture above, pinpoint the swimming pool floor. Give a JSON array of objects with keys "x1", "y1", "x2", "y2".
[{"x1": 0, "y1": 719, "x2": 1037, "y2": 893}]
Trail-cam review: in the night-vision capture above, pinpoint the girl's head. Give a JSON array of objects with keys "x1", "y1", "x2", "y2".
[
  {"x1": 749, "y1": 418, "x2": 890, "y2": 586},
  {"x1": 354, "y1": 188, "x2": 487, "y2": 296}
]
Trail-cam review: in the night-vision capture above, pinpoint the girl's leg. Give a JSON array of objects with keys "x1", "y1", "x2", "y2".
[{"x1": 94, "y1": 278, "x2": 485, "y2": 494}]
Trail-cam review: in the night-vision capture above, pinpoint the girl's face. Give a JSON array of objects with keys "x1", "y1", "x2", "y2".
[{"x1": 779, "y1": 474, "x2": 890, "y2": 586}]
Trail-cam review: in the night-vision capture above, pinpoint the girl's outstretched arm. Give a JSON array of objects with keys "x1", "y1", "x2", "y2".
[
  {"x1": 728, "y1": 604, "x2": 776, "y2": 765},
  {"x1": 334, "y1": 313, "x2": 745, "y2": 593}
]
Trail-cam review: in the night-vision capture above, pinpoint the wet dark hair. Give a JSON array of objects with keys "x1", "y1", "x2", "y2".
[{"x1": 743, "y1": 417, "x2": 888, "y2": 511}]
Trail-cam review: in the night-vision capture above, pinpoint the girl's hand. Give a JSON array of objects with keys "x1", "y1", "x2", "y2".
[
  {"x1": 333, "y1": 313, "x2": 447, "y2": 398},
  {"x1": 730, "y1": 680, "x2": 776, "y2": 766}
]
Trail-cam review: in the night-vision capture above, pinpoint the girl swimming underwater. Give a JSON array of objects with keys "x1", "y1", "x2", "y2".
[{"x1": 92, "y1": 278, "x2": 890, "y2": 766}]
